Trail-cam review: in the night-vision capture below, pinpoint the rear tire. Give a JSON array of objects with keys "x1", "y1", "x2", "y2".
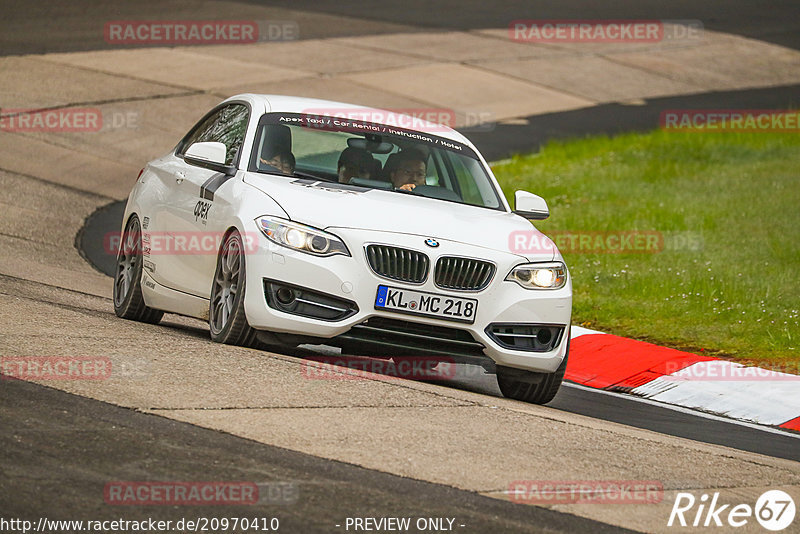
[
  {"x1": 496, "y1": 337, "x2": 569, "y2": 405},
  {"x1": 209, "y1": 229, "x2": 260, "y2": 347},
  {"x1": 113, "y1": 215, "x2": 163, "y2": 324}
]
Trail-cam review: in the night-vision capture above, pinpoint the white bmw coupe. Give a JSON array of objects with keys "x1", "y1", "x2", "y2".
[{"x1": 114, "y1": 94, "x2": 572, "y2": 404}]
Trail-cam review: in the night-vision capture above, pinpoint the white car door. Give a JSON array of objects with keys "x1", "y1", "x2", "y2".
[{"x1": 149, "y1": 103, "x2": 249, "y2": 298}]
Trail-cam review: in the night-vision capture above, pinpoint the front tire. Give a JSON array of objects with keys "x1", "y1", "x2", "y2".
[
  {"x1": 113, "y1": 215, "x2": 163, "y2": 324},
  {"x1": 209, "y1": 229, "x2": 260, "y2": 347},
  {"x1": 496, "y1": 337, "x2": 569, "y2": 405}
]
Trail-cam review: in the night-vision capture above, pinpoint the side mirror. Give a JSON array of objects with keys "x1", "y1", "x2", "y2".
[
  {"x1": 513, "y1": 190, "x2": 549, "y2": 220},
  {"x1": 184, "y1": 141, "x2": 236, "y2": 176}
]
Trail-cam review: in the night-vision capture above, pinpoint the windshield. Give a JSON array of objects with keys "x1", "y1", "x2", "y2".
[{"x1": 247, "y1": 112, "x2": 503, "y2": 210}]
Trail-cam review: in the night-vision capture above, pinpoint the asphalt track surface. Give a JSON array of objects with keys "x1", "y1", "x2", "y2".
[{"x1": 1, "y1": 378, "x2": 634, "y2": 533}]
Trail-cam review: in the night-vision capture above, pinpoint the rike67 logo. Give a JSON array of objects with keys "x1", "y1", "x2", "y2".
[{"x1": 668, "y1": 490, "x2": 796, "y2": 531}]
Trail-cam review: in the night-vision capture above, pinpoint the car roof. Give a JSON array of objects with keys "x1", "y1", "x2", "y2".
[{"x1": 223, "y1": 93, "x2": 478, "y2": 148}]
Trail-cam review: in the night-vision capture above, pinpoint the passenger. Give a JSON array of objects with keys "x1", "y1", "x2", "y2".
[
  {"x1": 389, "y1": 148, "x2": 427, "y2": 191},
  {"x1": 337, "y1": 147, "x2": 375, "y2": 184},
  {"x1": 258, "y1": 124, "x2": 294, "y2": 175},
  {"x1": 260, "y1": 151, "x2": 295, "y2": 175}
]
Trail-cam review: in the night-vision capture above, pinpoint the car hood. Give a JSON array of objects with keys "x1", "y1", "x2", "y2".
[{"x1": 243, "y1": 173, "x2": 555, "y2": 260}]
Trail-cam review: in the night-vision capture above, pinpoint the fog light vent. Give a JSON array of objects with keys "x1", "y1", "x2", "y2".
[
  {"x1": 486, "y1": 324, "x2": 564, "y2": 352},
  {"x1": 264, "y1": 279, "x2": 358, "y2": 322}
]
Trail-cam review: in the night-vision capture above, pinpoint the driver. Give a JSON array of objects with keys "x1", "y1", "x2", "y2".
[
  {"x1": 389, "y1": 148, "x2": 427, "y2": 191},
  {"x1": 258, "y1": 124, "x2": 295, "y2": 175}
]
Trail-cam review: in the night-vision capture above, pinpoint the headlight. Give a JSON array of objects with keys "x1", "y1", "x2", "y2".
[
  {"x1": 256, "y1": 216, "x2": 350, "y2": 257},
  {"x1": 506, "y1": 262, "x2": 567, "y2": 289}
]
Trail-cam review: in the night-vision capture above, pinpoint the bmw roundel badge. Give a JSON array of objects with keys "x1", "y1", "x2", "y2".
[{"x1": 424, "y1": 238, "x2": 439, "y2": 248}]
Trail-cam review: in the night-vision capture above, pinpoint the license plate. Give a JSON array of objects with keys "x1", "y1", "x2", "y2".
[{"x1": 374, "y1": 285, "x2": 477, "y2": 324}]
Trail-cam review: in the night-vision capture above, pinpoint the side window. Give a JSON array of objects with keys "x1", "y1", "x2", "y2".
[
  {"x1": 179, "y1": 104, "x2": 249, "y2": 165},
  {"x1": 446, "y1": 151, "x2": 489, "y2": 207},
  {"x1": 427, "y1": 150, "x2": 448, "y2": 187}
]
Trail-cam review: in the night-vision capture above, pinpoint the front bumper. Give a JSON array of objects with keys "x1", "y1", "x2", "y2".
[{"x1": 243, "y1": 227, "x2": 572, "y2": 373}]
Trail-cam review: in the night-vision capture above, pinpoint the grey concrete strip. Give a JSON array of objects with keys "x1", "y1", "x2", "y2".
[
  {"x1": 193, "y1": 39, "x2": 431, "y2": 75},
  {"x1": 470, "y1": 55, "x2": 703, "y2": 103},
  {"x1": 607, "y1": 37, "x2": 800, "y2": 89},
  {"x1": 0, "y1": 170, "x2": 111, "y2": 297},
  {"x1": 471, "y1": 27, "x2": 800, "y2": 99},
  {"x1": 0, "y1": 282, "x2": 471, "y2": 411},
  {"x1": 0, "y1": 95, "x2": 221, "y2": 199},
  {"x1": 212, "y1": 76, "x2": 437, "y2": 111},
  {"x1": 0, "y1": 135, "x2": 139, "y2": 200},
  {"x1": 9, "y1": 95, "x2": 222, "y2": 168},
  {"x1": 42, "y1": 48, "x2": 315, "y2": 92},
  {"x1": 0, "y1": 171, "x2": 105, "y2": 249},
  {"x1": 343, "y1": 62, "x2": 594, "y2": 121},
  {"x1": 0, "y1": 56, "x2": 187, "y2": 109},
  {"x1": 334, "y1": 31, "x2": 567, "y2": 62},
  {"x1": 0, "y1": 237, "x2": 111, "y2": 298}
]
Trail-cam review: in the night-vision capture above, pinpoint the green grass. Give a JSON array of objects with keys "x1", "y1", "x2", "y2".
[{"x1": 491, "y1": 130, "x2": 800, "y2": 366}]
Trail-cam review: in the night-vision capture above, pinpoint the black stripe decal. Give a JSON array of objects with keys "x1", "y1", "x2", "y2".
[{"x1": 199, "y1": 172, "x2": 230, "y2": 201}]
